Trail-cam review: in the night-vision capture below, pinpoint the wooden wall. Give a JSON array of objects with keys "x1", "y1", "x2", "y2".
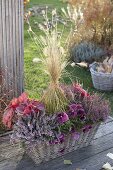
[{"x1": 0, "y1": 0, "x2": 24, "y2": 99}]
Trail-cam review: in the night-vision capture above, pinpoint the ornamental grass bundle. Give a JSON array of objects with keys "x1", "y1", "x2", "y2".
[
  {"x1": 28, "y1": 9, "x2": 69, "y2": 114},
  {"x1": 41, "y1": 30, "x2": 68, "y2": 113}
]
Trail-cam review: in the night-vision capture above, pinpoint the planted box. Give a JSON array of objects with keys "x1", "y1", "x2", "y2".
[{"x1": 2, "y1": 9, "x2": 110, "y2": 164}]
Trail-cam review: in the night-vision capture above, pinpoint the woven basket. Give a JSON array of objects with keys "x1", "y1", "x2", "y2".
[
  {"x1": 90, "y1": 62, "x2": 113, "y2": 91},
  {"x1": 24, "y1": 123, "x2": 100, "y2": 164}
]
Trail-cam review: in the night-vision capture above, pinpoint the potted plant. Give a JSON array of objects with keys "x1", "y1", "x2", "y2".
[{"x1": 2, "y1": 9, "x2": 110, "y2": 164}]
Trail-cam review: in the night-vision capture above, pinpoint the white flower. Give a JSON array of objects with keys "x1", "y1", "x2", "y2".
[
  {"x1": 102, "y1": 162, "x2": 113, "y2": 170},
  {"x1": 71, "y1": 62, "x2": 75, "y2": 67},
  {"x1": 32, "y1": 58, "x2": 41, "y2": 63}
]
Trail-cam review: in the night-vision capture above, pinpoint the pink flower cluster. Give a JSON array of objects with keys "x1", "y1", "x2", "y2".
[{"x1": 73, "y1": 83, "x2": 89, "y2": 98}]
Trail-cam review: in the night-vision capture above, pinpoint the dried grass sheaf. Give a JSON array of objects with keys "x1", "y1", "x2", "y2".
[{"x1": 27, "y1": 8, "x2": 72, "y2": 113}]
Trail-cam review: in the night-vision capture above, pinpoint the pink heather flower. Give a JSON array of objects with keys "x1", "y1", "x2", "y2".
[
  {"x1": 73, "y1": 83, "x2": 90, "y2": 98},
  {"x1": 57, "y1": 112, "x2": 69, "y2": 124}
]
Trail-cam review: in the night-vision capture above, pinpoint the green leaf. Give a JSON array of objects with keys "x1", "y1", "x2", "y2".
[{"x1": 64, "y1": 160, "x2": 72, "y2": 165}]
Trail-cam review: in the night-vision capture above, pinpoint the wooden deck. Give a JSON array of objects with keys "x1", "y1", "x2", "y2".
[{"x1": 0, "y1": 117, "x2": 113, "y2": 170}]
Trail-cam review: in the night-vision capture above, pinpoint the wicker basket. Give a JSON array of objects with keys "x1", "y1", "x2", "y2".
[
  {"x1": 90, "y1": 62, "x2": 113, "y2": 91},
  {"x1": 24, "y1": 123, "x2": 100, "y2": 164}
]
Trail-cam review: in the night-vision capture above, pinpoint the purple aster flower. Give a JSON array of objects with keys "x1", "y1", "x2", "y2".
[
  {"x1": 82, "y1": 125, "x2": 92, "y2": 133},
  {"x1": 57, "y1": 112, "x2": 69, "y2": 124}
]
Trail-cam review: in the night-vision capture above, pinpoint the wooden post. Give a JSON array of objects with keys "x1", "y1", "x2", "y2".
[{"x1": 0, "y1": 0, "x2": 24, "y2": 99}]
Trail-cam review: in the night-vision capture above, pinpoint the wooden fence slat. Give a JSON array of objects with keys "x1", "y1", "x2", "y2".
[{"x1": 0, "y1": 0, "x2": 24, "y2": 100}]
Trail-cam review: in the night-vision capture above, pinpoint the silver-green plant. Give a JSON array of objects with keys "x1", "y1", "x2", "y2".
[{"x1": 70, "y1": 41, "x2": 106, "y2": 63}]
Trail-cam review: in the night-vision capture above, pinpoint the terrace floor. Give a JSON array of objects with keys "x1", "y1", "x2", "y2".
[{"x1": 0, "y1": 117, "x2": 113, "y2": 170}]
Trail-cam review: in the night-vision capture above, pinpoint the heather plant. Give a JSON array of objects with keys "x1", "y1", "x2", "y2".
[{"x1": 82, "y1": 94, "x2": 110, "y2": 123}]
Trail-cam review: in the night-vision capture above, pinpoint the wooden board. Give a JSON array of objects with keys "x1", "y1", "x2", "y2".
[
  {"x1": 0, "y1": 117, "x2": 113, "y2": 170},
  {"x1": 0, "y1": 0, "x2": 24, "y2": 99}
]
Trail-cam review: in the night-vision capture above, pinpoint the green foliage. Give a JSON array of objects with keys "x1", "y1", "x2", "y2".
[{"x1": 70, "y1": 41, "x2": 106, "y2": 63}]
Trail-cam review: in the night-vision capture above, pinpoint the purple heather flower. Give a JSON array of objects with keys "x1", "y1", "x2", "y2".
[
  {"x1": 82, "y1": 125, "x2": 92, "y2": 133},
  {"x1": 72, "y1": 132, "x2": 80, "y2": 140},
  {"x1": 49, "y1": 134, "x2": 65, "y2": 145},
  {"x1": 57, "y1": 112, "x2": 69, "y2": 124},
  {"x1": 71, "y1": 127, "x2": 80, "y2": 140},
  {"x1": 58, "y1": 133, "x2": 65, "y2": 143}
]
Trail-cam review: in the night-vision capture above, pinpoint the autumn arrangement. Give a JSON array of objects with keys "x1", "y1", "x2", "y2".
[{"x1": 2, "y1": 8, "x2": 110, "y2": 164}]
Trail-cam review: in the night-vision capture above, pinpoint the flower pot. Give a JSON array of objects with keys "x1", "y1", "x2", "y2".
[
  {"x1": 90, "y1": 62, "x2": 113, "y2": 91},
  {"x1": 24, "y1": 123, "x2": 100, "y2": 164}
]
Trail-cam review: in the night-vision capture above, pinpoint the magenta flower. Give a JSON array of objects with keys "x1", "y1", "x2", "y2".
[{"x1": 57, "y1": 112, "x2": 69, "y2": 124}]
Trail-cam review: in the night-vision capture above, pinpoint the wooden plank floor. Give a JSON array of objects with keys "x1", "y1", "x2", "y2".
[{"x1": 0, "y1": 117, "x2": 113, "y2": 170}]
